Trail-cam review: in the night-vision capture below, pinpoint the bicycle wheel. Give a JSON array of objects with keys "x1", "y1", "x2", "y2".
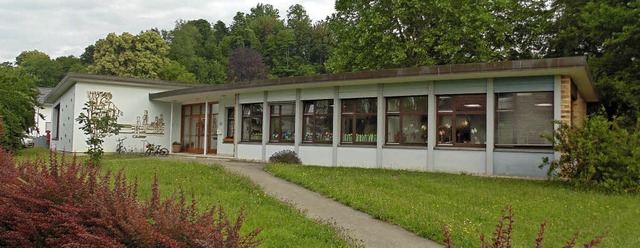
[
  {"x1": 144, "y1": 149, "x2": 152, "y2": 157},
  {"x1": 159, "y1": 148, "x2": 169, "y2": 156},
  {"x1": 119, "y1": 147, "x2": 127, "y2": 154}
]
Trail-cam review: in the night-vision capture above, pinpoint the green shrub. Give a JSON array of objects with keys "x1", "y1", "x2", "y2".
[
  {"x1": 541, "y1": 115, "x2": 640, "y2": 193},
  {"x1": 269, "y1": 150, "x2": 302, "y2": 164}
]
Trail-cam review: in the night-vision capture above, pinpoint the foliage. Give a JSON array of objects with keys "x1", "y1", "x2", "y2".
[
  {"x1": 101, "y1": 157, "x2": 348, "y2": 247},
  {"x1": 14, "y1": 50, "x2": 66, "y2": 87},
  {"x1": 88, "y1": 31, "x2": 172, "y2": 80},
  {"x1": 0, "y1": 149, "x2": 262, "y2": 247},
  {"x1": 326, "y1": 0, "x2": 551, "y2": 72},
  {"x1": 549, "y1": 0, "x2": 640, "y2": 128},
  {"x1": 540, "y1": 115, "x2": 640, "y2": 193},
  {"x1": 75, "y1": 99, "x2": 121, "y2": 166},
  {"x1": 0, "y1": 65, "x2": 40, "y2": 150},
  {"x1": 227, "y1": 47, "x2": 269, "y2": 82},
  {"x1": 441, "y1": 206, "x2": 607, "y2": 247},
  {"x1": 266, "y1": 164, "x2": 637, "y2": 247},
  {"x1": 268, "y1": 150, "x2": 302, "y2": 164}
]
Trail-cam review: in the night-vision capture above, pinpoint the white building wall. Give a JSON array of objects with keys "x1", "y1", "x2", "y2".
[
  {"x1": 298, "y1": 145, "x2": 333, "y2": 166},
  {"x1": 381, "y1": 148, "x2": 428, "y2": 170},
  {"x1": 237, "y1": 143, "x2": 262, "y2": 160},
  {"x1": 216, "y1": 97, "x2": 235, "y2": 156},
  {"x1": 71, "y1": 82, "x2": 172, "y2": 153},
  {"x1": 494, "y1": 151, "x2": 553, "y2": 177},
  {"x1": 433, "y1": 150, "x2": 486, "y2": 174},
  {"x1": 336, "y1": 147, "x2": 377, "y2": 168},
  {"x1": 50, "y1": 85, "x2": 75, "y2": 151}
]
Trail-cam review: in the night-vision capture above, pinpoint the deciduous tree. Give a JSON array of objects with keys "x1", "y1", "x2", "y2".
[{"x1": 0, "y1": 65, "x2": 40, "y2": 149}]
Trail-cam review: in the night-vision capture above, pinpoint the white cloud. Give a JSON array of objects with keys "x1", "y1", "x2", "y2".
[{"x1": 0, "y1": 0, "x2": 335, "y2": 62}]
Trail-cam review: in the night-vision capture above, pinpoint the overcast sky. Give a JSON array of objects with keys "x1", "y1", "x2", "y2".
[{"x1": 0, "y1": 0, "x2": 336, "y2": 63}]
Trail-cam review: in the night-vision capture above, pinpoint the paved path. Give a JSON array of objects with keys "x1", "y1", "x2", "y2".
[{"x1": 199, "y1": 159, "x2": 443, "y2": 248}]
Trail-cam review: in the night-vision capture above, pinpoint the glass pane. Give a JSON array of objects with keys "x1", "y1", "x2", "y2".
[
  {"x1": 455, "y1": 114, "x2": 486, "y2": 144},
  {"x1": 242, "y1": 105, "x2": 251, "y2": 116},
  {"x1": 242, "y1": 117, "x2": 262, "y2": 141},
  {"x1": 270, "y1": 118, "x2": 280, "y2": 141},
  {"x1": 402, "y1": 115, "x2": 428, "y2": 143},
  {"x1": 496, "y1": 92, "x2": 553, "y2": 145},
  {"x1": 192, "y1": 105, "x2": 201, "y2": 115},
  {"x1": 342, "y1": 117, "x2": 353, "y2": 142},
  {"x1": 281, "y1": 117, "x2": 294, "y2": 141},
  {"x1": 387, "y1": 98, "x2": 400, "y2": 113},
  {"x1": 316, "y1": 100, "x2": 331, "y2": 115},
  {"x1": 209, "y1": 104, "x2": 219, "y2": 114},
  {"x1": 270, "y1": 105, "x2": 279, "y2": 116},
  {"x1": 402, "y1": 96, "x2": 428, "y2": 113},
  {"x1": 184, "y1": 106, "x2": 191, "y2": 116},
  {"x1": 387, "y1": 116, "x2": 400, "y2": 143},
  {"x1": 342, "y1": 100, "x2": 354, "y2": 113},
  {"x1": 210, "y1": 115, "x2": 218, "y2": 149},
  {"x1": 355, "y1": 116, "x2": 377, "y2": 142},
  {"x1": 281, "y1": 103, "x2": 295, "y2": 115},
  {"x1": 456, "y1": 95, "x2": 486, "y2": 112},
  {"x1": 315, "y1": 116, "x2": 332, "y2": 142},
  {"x1": 437, "y1": 96, "x2": 452, "y2": 112},
  {"x1": 357, "y1": 98, "x2": 377, "y2": 113},
  {"x1": 304, "y1": 102, "x2": 315, "y2": 114},
  {"x1": 303, "y1": 116, "x2": 313, "y2": 142},
  {"x1": 437, "y1": 115, "x2": 453, "y2": 144}
]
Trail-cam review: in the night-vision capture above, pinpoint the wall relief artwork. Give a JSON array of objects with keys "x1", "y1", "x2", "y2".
[
  {"x1": 120, "y1": 110, "x2": 165, "y2": 138},
  {"x1": 86, "y1": 91, "x2": 123, "y2": 138}
]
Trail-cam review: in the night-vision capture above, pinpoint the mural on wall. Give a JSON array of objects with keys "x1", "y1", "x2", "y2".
[
  {"x1": 86, "y1": 91, "x2": 123, "y2": 138},
  {"x1": 120, "y1": 110, "x2": 165, "y2": 138}
]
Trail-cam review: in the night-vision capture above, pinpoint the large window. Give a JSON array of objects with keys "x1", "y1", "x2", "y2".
[
  {"x1": 241, "y1": 103, "x2": 263, "y2": 142},
  {"x1": 341, "y1": 98, "x2": 377, "y2": 144},
  {"x1": 269, "y1": 102, "x2": 295, "y2": 142},
  {"x1": 437, "y1": 95, "x2": 486, "y2": 146},
  {"x1": 303, "y1": 100, "x2": 333, "y2": 143},
  {"x1": 52, "y1": 104, "x2": 60, "y2": 140},
  {"x1": 225, "y1": 107, "x2": 234, "y2": 140},
  {"x1": 386, "y1": 96, "x2": 428, "y2": 145},
  {"x1": 496, "y1": 92, "x2": 553, "y2": 146}
]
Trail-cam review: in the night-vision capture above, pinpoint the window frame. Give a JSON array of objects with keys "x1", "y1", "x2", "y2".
[
  {"x1": 269, "y1": 102, "x2": 295, "y2": 143},
  {"x1": 341, "y1": 98, "x2": 377, "y2": 145},
  {"x1": 436, "y1": 94, "x2": 486, "y2": 147},
  {"x1": 241, "y1": 103, "x2": 263, "y2": 143},
  {"x1": 225, "y1": 107, "x2": 234, "y2": 140},
  {"x1": 494, "y1": 91, "x2": 554, "y2": 148},
  {"x1": 52, "y1": 104, "x2": 60, "y2": 140},
  {"x1": 302, "y1": 99, "x2": 333, "y2": 144},
  {"x1": 385, "y1": 95, "x2": 428, "y2": 146}
]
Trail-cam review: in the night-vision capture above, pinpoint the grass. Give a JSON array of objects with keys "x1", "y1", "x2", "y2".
[
  {"x1": 266, "y1": 163, "x2": 640, "y2": 247},
  {"x1": 15, "y1": 149, "x2": 348, "y2": 247}
]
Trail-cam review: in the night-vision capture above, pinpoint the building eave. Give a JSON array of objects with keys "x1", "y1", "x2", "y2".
[
  {"x1": 149, "y1": 56, "x2": 598, "y2": 103},
  {"x1": 43, "y1": 73, "x2": 197, "y2": 104}
]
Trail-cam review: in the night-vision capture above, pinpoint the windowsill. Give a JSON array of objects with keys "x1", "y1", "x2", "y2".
[
  {"x1": 299, "y1": 143, "x2": 332, "y2": 147},
  {"x1": 435, "y1": 146, "x2": 486, "y2": 151},
  {"x1": 494, "y1": 147, "x2": 553, "y2": 153},
  {"x1": 267, "y1": 142, "x2": 294, "y2": 146},
  {"x1": 238, "y1": 142, "x2": 262, "y2": 145},
  {"x1": 338, "y1": 144, "x2": 377, "y2": 148},
  {"x1": 382, "y1": 145, "x2": 427, "y2": 150}
]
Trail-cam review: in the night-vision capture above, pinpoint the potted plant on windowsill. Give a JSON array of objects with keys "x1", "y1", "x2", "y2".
[
  {"x1": 172, "y1": 141, "x2": 181, "y2": 153},
  {"x1": 223, "y1": 137, "x2": 234, "y2": 143}
]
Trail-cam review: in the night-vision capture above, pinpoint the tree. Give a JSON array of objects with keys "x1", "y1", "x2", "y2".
[
  {"x1": 0, "y1": 65, "x2": 40, "y2": 150},
  {"x1": 15, "y1": 50, "x2": 65, "y2": 87},
  {"x1": 157, "y1": 60, "x2": 198, "y2": 83},
  {"x1": 75, "y1": 92, "x2": 122, "y2": 166},
  {"x1": 55, "y1": 55, "x2": 86, "y2": 74},
  {"x1": 227, "y1": 47, "x2": 268, "y2": 82},
  {"x1": 80, "y1": 45, "x2": 95, "y2": 65},
  {"x1": 88, "y1": 31, "x2": 171, "y2": 79},
  {"x1": 326, "y1": 0, "x2": 551, "y2": 72},
  {"x1": 549, "y1": 0, "x2": 640, "y2": 128}
]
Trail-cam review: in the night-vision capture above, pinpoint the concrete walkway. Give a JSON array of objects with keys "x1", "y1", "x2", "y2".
[{"x1": 202, "y1": 159, "x2": 442, "y2": 248}]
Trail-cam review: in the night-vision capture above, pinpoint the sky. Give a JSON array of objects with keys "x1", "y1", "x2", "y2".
[{"x1": 0, "y1": 0, "x2": 336, "y2": 63}]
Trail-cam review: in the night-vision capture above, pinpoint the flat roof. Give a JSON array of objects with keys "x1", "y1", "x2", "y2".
[
  {"x1": 149, "y1": 56, "x2": 598, "y2": 103},
  {"x1": 44, "y1": 73, "x2": 197, "y2": 104}
]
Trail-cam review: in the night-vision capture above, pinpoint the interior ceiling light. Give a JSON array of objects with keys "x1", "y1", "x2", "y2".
[
  {"x1": 535, "y1": 103, "x2": 553, "y2": 107},
  {"x1": 464, "y1": 104, "x2": 482, "y2": 108}
]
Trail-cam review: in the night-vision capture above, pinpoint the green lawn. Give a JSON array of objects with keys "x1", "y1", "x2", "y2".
[
  {"x1": 102, "y1": 158, "x2": 348, "y2": 247},
  {"x1": 266, "y1": 163, "x2": 640, "y2": 247},
  {"x1": 14, "y1": 149, "x2": 348, "y2": 247}
]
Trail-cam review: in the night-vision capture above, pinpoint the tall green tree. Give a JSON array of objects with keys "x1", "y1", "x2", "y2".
[
  {"x1": 326, "y1": 0, "x2": 551, "y2": 72},
  {"x1": 549, "y1": 0, "x2": 640, "y2": 127},
  {"x1": 0, "y1": 65, "x2": 40, "y2": 150},
  {"x1": 15, "y1": 50, "x2": 65, "y2": 87},
  {"x1": 88, "y1": 31, "x2": 173, "y2": 80}
]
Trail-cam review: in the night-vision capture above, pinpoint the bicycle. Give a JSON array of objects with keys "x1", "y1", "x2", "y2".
[
  {"x1": 116, "y1": 137, "x2": 127, "y2": 154},
  {"x1": 144, "y1": 142, "x2": 169, "y2": 157}
]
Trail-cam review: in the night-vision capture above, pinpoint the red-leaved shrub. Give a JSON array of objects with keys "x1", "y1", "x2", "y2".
[{"x1": 0, "y1": 148, "x2": 261, "y2": 247}]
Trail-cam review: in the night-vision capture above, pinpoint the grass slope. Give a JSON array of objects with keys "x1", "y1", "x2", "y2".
[
  {"x1": 266, "y1": 163, "x2": 640, "y2": 247},
  {"x1": 102, "y1": 158, "x2": 347, "y2": 247}
]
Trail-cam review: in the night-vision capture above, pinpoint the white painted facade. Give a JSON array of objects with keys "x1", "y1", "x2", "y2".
[{"x1": 45, "y1": 58, "x2": 597, "y2": 178}]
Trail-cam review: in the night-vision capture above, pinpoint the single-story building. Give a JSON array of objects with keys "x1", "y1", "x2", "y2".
[{"x1": 44, "y1": 56, "x2": 597, "y2": 177}]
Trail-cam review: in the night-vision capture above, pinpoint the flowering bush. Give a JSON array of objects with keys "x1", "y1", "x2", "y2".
[
  {"x1": 269, "y1": 150, "x2": 302, "y2": 164},
  {"x1": 0, "y1": 148, "x2": 261, "y2": 247}
]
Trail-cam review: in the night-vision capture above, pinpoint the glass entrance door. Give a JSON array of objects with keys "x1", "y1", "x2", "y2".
[
  {"x1": 182, "y1": 103, "x2": 219, "y2": 154},
  {"x1": 208, "y1": 103, "x2": 219, "y2": 154}
]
